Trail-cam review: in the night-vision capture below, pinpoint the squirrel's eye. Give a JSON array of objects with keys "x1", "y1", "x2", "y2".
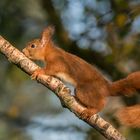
[{"x1": 31, "y1": 44, "x2": 36, "y2": 48}]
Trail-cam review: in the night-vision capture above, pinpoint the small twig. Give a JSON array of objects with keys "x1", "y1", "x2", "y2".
[{"x1": 0, "y1": 35, "x2": 127, "y2": 140}]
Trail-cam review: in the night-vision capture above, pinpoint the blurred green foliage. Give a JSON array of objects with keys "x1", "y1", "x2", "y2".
[{"x1": 0, "y1": 0, "x2": 140, "y2": 140}]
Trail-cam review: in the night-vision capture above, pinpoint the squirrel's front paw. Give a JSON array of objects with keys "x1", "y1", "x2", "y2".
[{"x1": 31, "y1": 68, "x2": 45, "y2": 80}]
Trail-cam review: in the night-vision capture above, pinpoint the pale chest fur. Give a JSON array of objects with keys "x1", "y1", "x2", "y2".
[{"x1": 56, "y1": 72, "x2": 76, "y2": 86}]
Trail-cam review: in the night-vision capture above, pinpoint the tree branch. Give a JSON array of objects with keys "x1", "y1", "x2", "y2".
[{"x1": 0, "y1": 36, "x2": 127, "y2": 140}]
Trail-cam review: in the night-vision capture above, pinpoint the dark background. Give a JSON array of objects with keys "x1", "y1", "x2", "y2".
[{"x1": 0, "y1": 0, "x2": 140, "y2": 140}]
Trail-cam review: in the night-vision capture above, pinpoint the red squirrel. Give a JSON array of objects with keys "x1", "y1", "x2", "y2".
[{"x1": 22, "y1": 26, "x2": 140, "y2": 127}]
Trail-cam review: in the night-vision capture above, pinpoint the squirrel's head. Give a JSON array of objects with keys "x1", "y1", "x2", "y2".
[{"x1": 22, "y1": 26, "x2": 54, "y2": 61}]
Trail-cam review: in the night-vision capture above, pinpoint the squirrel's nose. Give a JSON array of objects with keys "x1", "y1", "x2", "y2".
[
  {"x1": 22, "y1": 48, "x2": 26, "y2": 54},
  {"x1": 22, "y1": 48, "x2": 28, "y2": 57}
]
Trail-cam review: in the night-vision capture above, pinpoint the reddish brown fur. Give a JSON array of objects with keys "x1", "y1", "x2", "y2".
[
  {"x1": 116, "y1": 105, "x2": 140, "y2": 127},
  {"x1": 23, "y1": 26, "x2": 140, "y2": 124},
  {"x1": 110, "y1": 72, "x2": 140, "y2": 96}
]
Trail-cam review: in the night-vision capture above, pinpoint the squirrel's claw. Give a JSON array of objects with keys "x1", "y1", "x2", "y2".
[
  {"x1": 31, "y1": 68, "x2": 45, "y2": 80},
  {"x1": 80, "y1": 109, "x2": 97, "y2": 120}
]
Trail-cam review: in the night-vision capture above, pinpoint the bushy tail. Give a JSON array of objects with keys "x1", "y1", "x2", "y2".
[
  {"x1": 116, "y1": 105, "x2": 140, "y2": 128},
  {"x1": 110, "y1": 71, "x2": 140, "y2": 96},
  {"x1": 110, "y1": 72, "x2": 140, "y2": 127}
]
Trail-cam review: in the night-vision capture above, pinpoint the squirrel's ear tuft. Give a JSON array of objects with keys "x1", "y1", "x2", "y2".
[
  {"x1": 47, "y1": 26, "x2": 55, "y2": 35},
  {"x1": 41, "y1": 26, "x2": 55, "y2": 47}
]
